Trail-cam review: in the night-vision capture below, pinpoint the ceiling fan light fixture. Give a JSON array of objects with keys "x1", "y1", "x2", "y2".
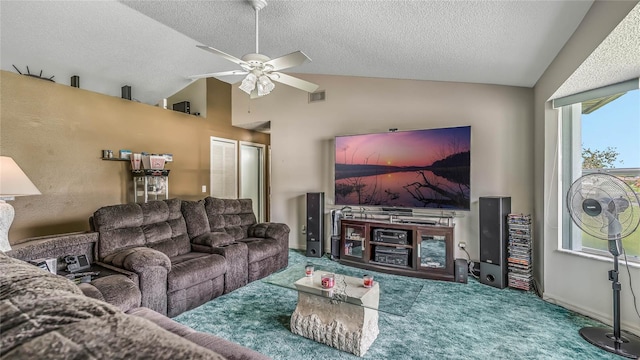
[
  {"x1": 257, "y1": 75, "x2": 275, "y2": 96},
  {"x1": 239, "y1": 73, "x2": 257, "y2": 94}
]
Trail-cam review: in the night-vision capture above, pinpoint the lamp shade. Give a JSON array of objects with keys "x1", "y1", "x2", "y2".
[{"x1": 0, "y1": 156, "x2": 41, "y2": 198}]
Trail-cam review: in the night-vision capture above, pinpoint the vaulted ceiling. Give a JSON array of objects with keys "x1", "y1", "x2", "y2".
[{"x1": 2, "y1": 0, "x2": 633, "y2": 106}]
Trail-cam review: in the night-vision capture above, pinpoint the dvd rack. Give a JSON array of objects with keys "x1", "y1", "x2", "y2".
[{"x1": 507, "y1": 214, "x2": 532, "y2": 291}]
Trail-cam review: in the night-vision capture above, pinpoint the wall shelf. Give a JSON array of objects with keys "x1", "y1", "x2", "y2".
[{"x1": 101, "y1": 157, "x2": 129, "y2": 161}]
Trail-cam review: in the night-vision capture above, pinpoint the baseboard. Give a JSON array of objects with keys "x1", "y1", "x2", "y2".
[{"x1": 543, "y1": 292, "x2": 640, "y2": 336}]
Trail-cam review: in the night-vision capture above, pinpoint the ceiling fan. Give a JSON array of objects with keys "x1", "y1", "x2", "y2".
[{"x1": 189, "y1": 0, "x2": 319, "y2": 98}]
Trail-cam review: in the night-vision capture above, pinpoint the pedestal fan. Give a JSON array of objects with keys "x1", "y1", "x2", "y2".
[{"x1": 566, "y1": 172, "x2": 640, "y2": 359}]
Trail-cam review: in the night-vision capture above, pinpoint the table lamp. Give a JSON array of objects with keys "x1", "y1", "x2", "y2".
[{"x1": 0, "y1": 156, "x2": 41, "y2": 252}]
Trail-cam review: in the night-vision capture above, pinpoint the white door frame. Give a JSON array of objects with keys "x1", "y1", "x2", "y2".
[{"x1": 239, "y1": 141, "x2": 266, "y2": 222}]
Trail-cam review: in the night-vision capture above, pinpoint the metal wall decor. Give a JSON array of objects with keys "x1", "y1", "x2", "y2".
[{"x1": 12, "y1": 65, "x2": 54, "y2": 82}]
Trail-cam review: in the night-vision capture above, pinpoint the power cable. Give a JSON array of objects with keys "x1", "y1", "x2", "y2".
[{"x1": 461, "y1": 248, "x2": 479, "y2": 279}]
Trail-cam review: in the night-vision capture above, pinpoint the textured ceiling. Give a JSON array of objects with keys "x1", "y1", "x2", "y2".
[
  {"x1": 552, "y1": 2, "x2": 640, "y2": 99},
  {"x1": 0, "y1": 0, "x2": 600, "y2": 105}
]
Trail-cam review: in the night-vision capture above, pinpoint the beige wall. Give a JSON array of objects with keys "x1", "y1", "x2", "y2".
[
  {"x1": 167, "y1": 78, "x2": 207, "y2": 118},
  {"x1": 534, "y1": 1, "x2": 639, "y2": 335},
  {"x1": 0, "y1": 71, "x2": 269, "y2": 244},
  {"x1": 231, "y1": 74, "x2": 534, "y2": 262}
]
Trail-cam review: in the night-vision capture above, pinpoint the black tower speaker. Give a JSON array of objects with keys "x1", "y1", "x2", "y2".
[
  {"x1": 306, "y1": 192, "x2": 324, "y2": 257},
  {"x1": 70, "y1": 75, "x2": 80, "y2": 88},
  {"x1": 479, "y1": 196, "x2": 511, "y2": 289},
  {"x1": 121, "y1": 85, "x2": 131, "y2": 100}
]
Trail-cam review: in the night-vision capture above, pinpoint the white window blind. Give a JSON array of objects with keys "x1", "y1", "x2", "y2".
[{"x1": 210, "y1": 137, "x2": 238, "y2": 199}]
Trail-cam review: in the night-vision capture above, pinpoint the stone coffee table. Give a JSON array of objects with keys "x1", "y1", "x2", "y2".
[
  {"x1": 264, "y1": 263, "x2": 424, "y2": 357},
  {"x1": 291, "y1": 271, "x2": 379, "y2": 356}
]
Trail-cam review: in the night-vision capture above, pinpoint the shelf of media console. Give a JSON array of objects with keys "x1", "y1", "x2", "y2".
[
  {"x1": 370, "y1": 241, "x2": 412, "y2": 249},
  {"x1": 368, "y1": 261, "x2": 412, "y2": 270}
]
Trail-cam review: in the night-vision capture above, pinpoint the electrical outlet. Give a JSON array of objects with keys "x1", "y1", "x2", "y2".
[
  {"x1": 201, "y1": 185, "x2": 207, "y2": 193},
  {"x1": 458, "y1": 242, "x2": 466, "y2": 249}
]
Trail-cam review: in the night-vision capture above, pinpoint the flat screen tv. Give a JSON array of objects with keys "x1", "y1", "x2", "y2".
[{"x1": 335, "y1": 126, "x2": 470, "y2": 210}]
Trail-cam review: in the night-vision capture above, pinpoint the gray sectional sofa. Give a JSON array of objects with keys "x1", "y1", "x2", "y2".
[
  {"x1": 92, "y1": 197, "x2": 289, "y2": 317},
  {"x1": 2, "y1": 196, "x2": 290, "y2": 359}
]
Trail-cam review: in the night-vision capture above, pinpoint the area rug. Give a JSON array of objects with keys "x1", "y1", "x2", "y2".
[{"x1": 174, "y1": 250, "x2": 622, "y2": 359}]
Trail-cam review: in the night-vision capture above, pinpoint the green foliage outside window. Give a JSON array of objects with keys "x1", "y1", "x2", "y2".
[{"x1": 581, "y1": 146, "x2": 621, "y2": 169}]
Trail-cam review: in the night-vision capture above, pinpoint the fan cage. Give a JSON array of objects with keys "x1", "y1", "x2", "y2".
[{"x1": 566, "y1": 173, "x2": 640, "y2": 241}]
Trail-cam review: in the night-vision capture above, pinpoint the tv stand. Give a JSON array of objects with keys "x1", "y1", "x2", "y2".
[{"x1": 339, "y1": 219, "x2": 455, "y2": 282}]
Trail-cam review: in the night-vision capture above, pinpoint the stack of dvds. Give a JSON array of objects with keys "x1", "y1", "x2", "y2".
[{"x1": 507, "y1": 214, "x2": 532, "y2": 291}]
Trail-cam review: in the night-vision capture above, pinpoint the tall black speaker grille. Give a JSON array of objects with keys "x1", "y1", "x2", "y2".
[
  {"x1": 479, "y1": 196, "x2": 511, "y2": 289},
  {"x1": 306, "y1": 192, "x2": 324, "y2": 257}
]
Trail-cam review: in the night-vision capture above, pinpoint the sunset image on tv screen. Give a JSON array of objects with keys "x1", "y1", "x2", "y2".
[{"x1": 334, "y1": 126, "x2": 471, "y2": 210}]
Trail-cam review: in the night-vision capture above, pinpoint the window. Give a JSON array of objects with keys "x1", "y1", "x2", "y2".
[{"x1": 556, "y1": 80, "x2": 640, "y2": 262}]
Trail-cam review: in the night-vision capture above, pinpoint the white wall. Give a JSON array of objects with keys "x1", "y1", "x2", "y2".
[
  {"x1": 232, "y1": 74, "x2": 533, "y2": 263},
  {"x1": 534, "y1": 1, "x2": 640, "y2": 335}
]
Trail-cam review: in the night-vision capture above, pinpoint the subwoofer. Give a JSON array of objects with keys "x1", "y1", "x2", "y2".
[
  {"x1": 479, "y1": 196, "x2": 511, "y2": 289},
  {"x1": 306, "y1": 192, "x2": 324, "y2": 257}
]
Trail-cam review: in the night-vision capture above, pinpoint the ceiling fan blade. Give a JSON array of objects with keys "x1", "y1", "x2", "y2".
[
  {"x1": 270, "y1": 72, "x2": 319, "y2": 93},
  {"x1": 196, "y1": 45, "x2": 249, "y2": 67},
  {"x1": 264, "y1": 51, "x2": 311, "y2": 71},
  {"x1": 188, "y1": 70, "x2": 249, "y2": 79}
]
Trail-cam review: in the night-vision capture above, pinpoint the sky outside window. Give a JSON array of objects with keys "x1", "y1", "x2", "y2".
[{"x1": 581, "y1": 89, "x2": 640, "y2": 168}]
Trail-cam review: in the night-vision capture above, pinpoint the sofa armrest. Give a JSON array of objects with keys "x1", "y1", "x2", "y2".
[
  {"x1": 248, "y1": 223, "x2": 290, "y2": 271},
  {"x1": 102, "y1": 247, "x2": 171, "y2": 315},
  {"x1": 248, "y1": 223, "x2": 290, "y2": 241},
  {"x1": 104, "y1": 247, "x2": 171, "y2": 273},
  {"x1": 191, "y1": 232, "x2": 235, "y2": 248}
]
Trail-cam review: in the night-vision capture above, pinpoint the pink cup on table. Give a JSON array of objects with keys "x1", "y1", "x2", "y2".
[
  {"x1": 305, "y1": 264, "x2": 314, "y2": 277},
  {"x1": 363, "y1": 274, "x2": 374, "y2": 288},
  {"x1": 321, "y1": 273, "x2": 335, "y2": 289}
]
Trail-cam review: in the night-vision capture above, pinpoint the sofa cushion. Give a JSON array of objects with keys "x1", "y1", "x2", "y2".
[
  {"x1": 167, "y1": 253, "x2": 226, "y2": 292},
  {"x1": 99, "y1": 227, "x2": 147, "y2": 259},
  {"x1": 140, "y1": 200, "x2": 170, "y2": 225},
  {"x1": 238, "y1": 238, "x2": 282, "y2": 264},
  {"x1": 192, "y1": 232, "x2": 235, "y2": 247},
  {"x1": 204, "y1": 197, "x2": 256, "y2": 234},
  {"x1": 149, "y1": 233, "x2": 191, "y2": 259},
  {"x1": 93, "y1": 203, "x2": 144, "y2": 231},
  {"x1": 182, "y1": 200, "x2": 211, "y2": 239},
  {"x1": 95, "y1": 200, "x2": 191, "y2": 260}
]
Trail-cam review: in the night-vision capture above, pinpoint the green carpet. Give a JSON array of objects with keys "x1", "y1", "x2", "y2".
[{"x1": 174, "y1": 250, "x2": 622, "y2": 359}]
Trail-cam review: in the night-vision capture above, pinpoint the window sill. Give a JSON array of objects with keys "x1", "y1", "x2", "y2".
[{"x1": 555, "y1": 248, "x2": 640, "y2": 269}]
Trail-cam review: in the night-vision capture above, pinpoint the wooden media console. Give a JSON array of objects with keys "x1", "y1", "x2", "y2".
[{"x1": 339, "y1": 219, "x2": 455, "y2": 282}]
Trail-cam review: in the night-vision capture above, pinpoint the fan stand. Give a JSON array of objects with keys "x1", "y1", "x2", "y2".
[{"x1": 579, "y1": 239, "x2": 640, "y2": 359}]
